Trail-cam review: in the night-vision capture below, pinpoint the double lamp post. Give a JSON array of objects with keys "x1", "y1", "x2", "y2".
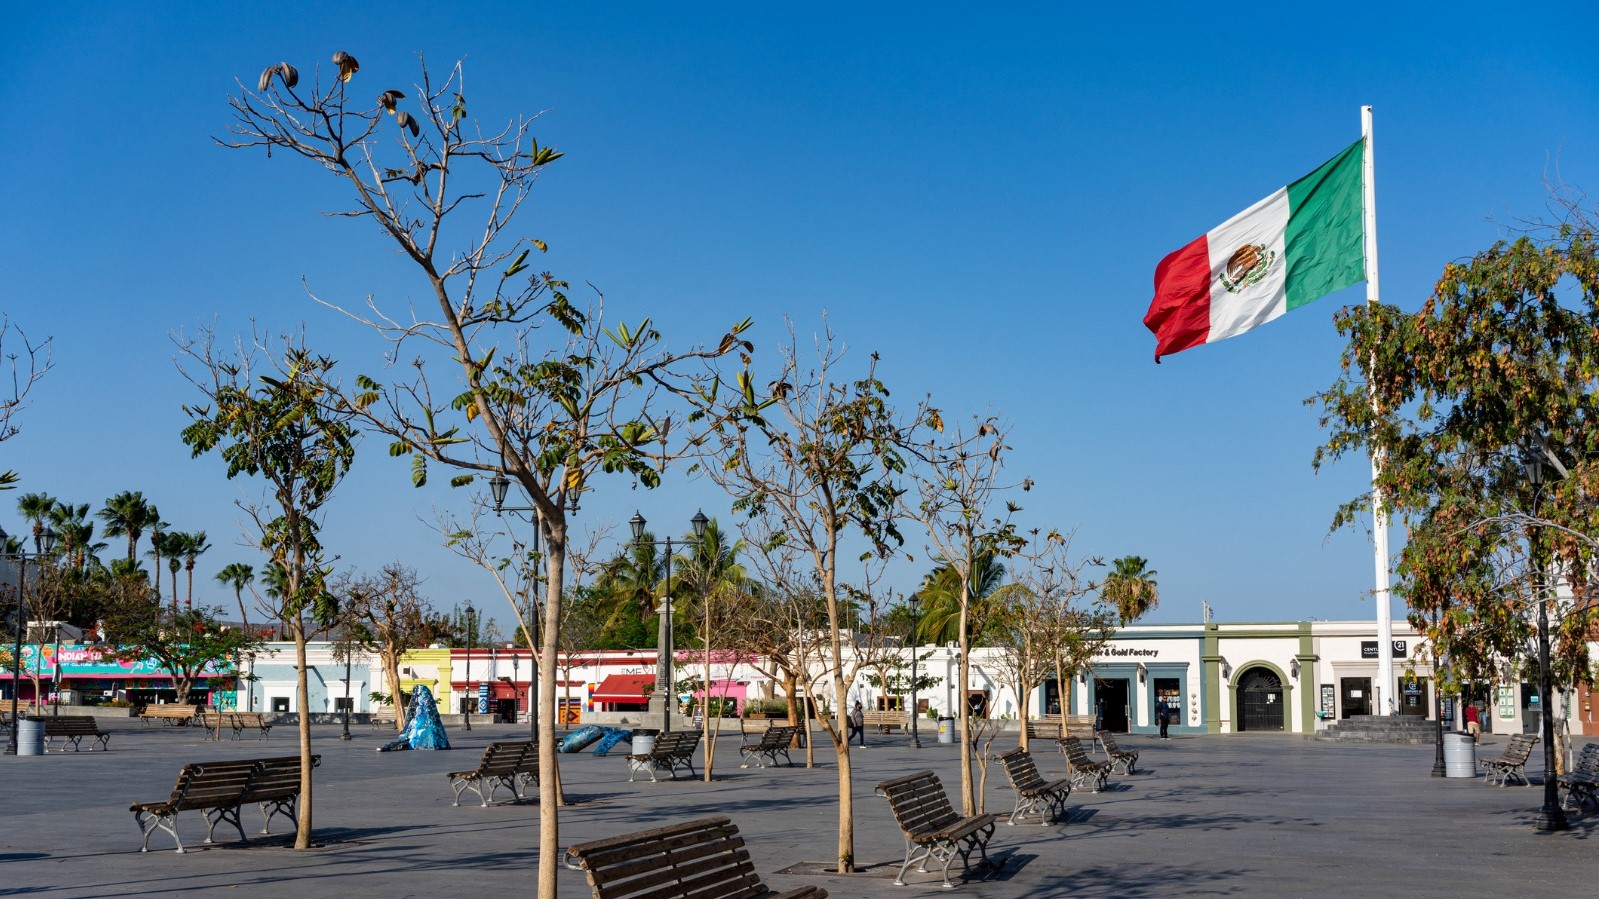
[{"x1": 630, "y1": 510, "x2": 708, "y2": 733}]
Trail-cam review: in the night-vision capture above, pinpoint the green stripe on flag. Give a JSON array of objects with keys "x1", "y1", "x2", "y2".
[{"x1": 1283, "y1": 138, "x2": 1365, "y2": 310}]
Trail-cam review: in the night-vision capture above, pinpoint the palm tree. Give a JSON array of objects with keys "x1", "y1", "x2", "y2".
[
  {"x1": 215, "y1": 563, "x2": 255, "y2": 629},
  {"x1": 17, "y1": 492, "x2": 56, "y2": 547},
  {"x1": 98, "y1": 491, "x2": 161, "y2": 562},
  {"x1": 146, "y1": 523, "x2": 173, "y2": 597},
  {"x1": 592, "y1": 534, "x2": 669, "y2": 647},
  {"x1": 674, "y1": 519, "x2": 749, "y2": 645},
  {"x1": 49, "y1": 501, "x2": 104, "y2": 572},
  {"x1": 176, "y1": 531, "x2": 211, "y2": 609},
  {"x1": 1100, "y1": 556, "x2": 1160, "y2": 624},
  {"x1": 915, "y1": 551, "x2": 1008, "y2": 645}
]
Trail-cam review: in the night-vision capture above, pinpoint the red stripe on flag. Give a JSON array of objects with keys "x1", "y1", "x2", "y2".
[{"x1": 1143, "y1": 234, "x2": 1212, "y2": 362}]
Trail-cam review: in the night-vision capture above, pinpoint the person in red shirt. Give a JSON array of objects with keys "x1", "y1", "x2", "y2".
[{"x1": 1464, "y1": 702, "x2": 1481, "y2": 744}]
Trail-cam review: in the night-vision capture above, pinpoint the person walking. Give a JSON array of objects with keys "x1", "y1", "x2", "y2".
[
  {"x1": 1156, "y1": 697, "x2": 1171, "y2": 739},
  {"x1": 1464, "y1": 702, "x2": 1481, "y2": 744},
  {"x1": 1094, "y1": 696, "x2": 1107, "y2": 732},
  {"x1": 848, "y1": 701, "x2": 867, "y2": 747}
]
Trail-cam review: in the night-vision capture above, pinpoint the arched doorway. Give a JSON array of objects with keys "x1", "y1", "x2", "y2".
[{"x1": 1236, "y1": 667, "x2": 1284, "y2": 732}]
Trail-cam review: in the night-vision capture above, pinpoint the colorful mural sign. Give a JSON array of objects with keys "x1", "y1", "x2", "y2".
[{"x1": 7, "y1": 644, "x2": 233, "y2": 678}]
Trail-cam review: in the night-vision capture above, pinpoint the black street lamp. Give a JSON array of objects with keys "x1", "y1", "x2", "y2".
[
  {"x1": 1523, "y1": 436, "x2": 1568, "y2": 832},
  {"x1": 2, "y1": 523, "x2": 57, "y2": 755},
  {"x1": 630, "y1": 510, "x2": 709, "y2": 733},
  {"x1": 489, "y1": 473, "x2": 572, "y2": 742},
  {"x1": 908, "y1": 593, "x2": 922, "y2": 749},
  {"x1": 463, "y1": 602, "x2": 475, "y2": 732},
  {"x1": 1431, "y1": 649, "x2": 1449, "y2": 777},
  {"x1": 340, "y1": 633, "x2": 354, "y2": 742}
]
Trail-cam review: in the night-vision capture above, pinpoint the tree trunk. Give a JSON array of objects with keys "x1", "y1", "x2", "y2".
[
  {"x1": 292, "y1": 614, "x2": 315, "y2": 849},
  {"x1": 385, "y1": 646, "x2": 404, "y2": 732},
  {"x1": 536, "y1": 527, "x2": 566, "y2": 899}
]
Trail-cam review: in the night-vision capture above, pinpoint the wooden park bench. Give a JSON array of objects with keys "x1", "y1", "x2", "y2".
[
  {"x1": 564, "y1": 815, "x2": 826, "y2": 899},
  {"x1": 1096, "y1": 730, "x2": 1139, "y2": 774},
  {"x1": 1024, "y1": 717, "x2": 1062, "y2": 741},
  {"x1": 739, "y1": 725, "x2": 799, "y2": 768},
  {"x1": 997, "y1": 746, "x2": 1071, "y2": 825},
  {"x1": 1558, "y1": 743, "x2": 1599, "y2": 812},
  {"x1": 862, "y1": 710, "x2": 909, "y2": 733},
  {"x1": 200, "y1": 711, "x2": 274, "y2": 741},
  {"x1": 627, "y1": 730, "x2": 701, "y2": 782},
  {"x1": 875, "y1": 770, "x2": 997, "y2": 888},
  {"x1": 43, "y1": 715, "x2": 111, "y2": 752},
  {"x1": 1481, "y1": 733, "x2": 1538, "y2": 787},
  {"x1": 138, "y1": 704, "x2": 199, "y2": 727},
  {"x1": 129, "y1": 755, "x2": 318, "y2": 853},
  {"x1": 1057, "y1": 736, "x2": 1112, "y2": 793},
  {"x1": 447, "y1": 740, "x2": 538, "y2": 807}
]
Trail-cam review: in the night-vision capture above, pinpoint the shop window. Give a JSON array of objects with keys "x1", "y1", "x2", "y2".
[{"x1": 1154, "y1": 678, "x2": 1182, "y2": 722}]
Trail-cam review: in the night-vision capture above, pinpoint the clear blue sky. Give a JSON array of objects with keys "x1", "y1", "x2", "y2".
[{"x1": 4, "y1": 2, "x2": 1595, "y2": 631}]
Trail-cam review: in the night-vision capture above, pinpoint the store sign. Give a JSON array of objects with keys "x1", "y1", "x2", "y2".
[
  {"x1": 11, "y1": 645, "x2": 232, "y2": 677},
  {"x1": 1360, "y1": 640, "x2": 1407, "y2": 659}
]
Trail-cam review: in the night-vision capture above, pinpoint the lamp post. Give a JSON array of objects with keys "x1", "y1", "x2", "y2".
[
  {"x1": 630, "y1": 510, "x2": 709, "y2": 733},
  {"x1": 2, "y1": 523, "x2": 57, "y2": 755},
  {"x1": 908, "y1": 594, "x2": 922, "y2": 749},
  {"x1": 1431, "y1": 649, "x2": 1449, "y2": 777},
  {"x1": 340, "y1": 639, "x2": 353, "y2": 741},
  {"x1": 1522, "y1": 439, "x2": 1568, "y2": 832},
  {"x1": 463, "y1": 602, "x2": 475, "y2": 732},
  {"x1": 490, "y1": 474, "x2": 572, "y2": 742}
]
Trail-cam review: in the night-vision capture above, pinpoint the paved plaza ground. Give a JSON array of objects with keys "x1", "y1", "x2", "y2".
[{"x1": 2, "y1": 720, "x2": 1594, "y2": 897}]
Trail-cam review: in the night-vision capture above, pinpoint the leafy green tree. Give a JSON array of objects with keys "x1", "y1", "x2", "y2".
[
  {"x1": 17, "y1": 492, "x2": 56, "y2": 548},
  {"x1": 99, "y1": 491, "x2": 161, "y2": 563},
  {"x1": 590, "y1": 536, "x2": 669, "y2": 648},
  {"x1": 1100, "y1": 556, "x2": 1160, "y2": 625},
  {"x1": 178, "y1": 331, "x2": 356, "y2": 851},
  {"x1": 101, "y1": 601, "x2": 262, "y2": 706},
  {"x1": 215, "y1": 562, "x2": 255, "y2": 630},
  {"x1": 1314, "y1": 224, "x2": 1599, "y2": 706}
]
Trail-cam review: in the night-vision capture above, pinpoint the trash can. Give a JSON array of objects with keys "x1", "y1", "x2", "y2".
[
  {"x1": 628, "y1": 728, "x2": 659, "y2": 778},
  {"x1": 1444, "y1": 731, "x2": 1477, "y2": 778},
  {"x1": 937, "y1": 717, "x2": 955, "y2": 744},
  {"x1": 17, "y1": 717, "x2": 45, "y2": 756}
]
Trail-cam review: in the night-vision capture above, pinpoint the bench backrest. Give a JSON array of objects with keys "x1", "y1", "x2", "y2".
[
  {"x1": 238, "y1": 755, "x2": 320, "y2": 805},
  {"x1": 654, "y1": 731, "x2": 700, "y2": 756},
  {"x1": 167, "y1": 760, "x2": 261, "y2": 812},
  {"x1": 998, "y1": 747, "x2": 1047, "y2": 792},
  {"x1": 43, "y1": 716, "x2": 100, "y2": 735},
  {"x1": 565, "y1": 816, "x2": 769, "y2": 899},
  {"x1": 476, "y1": 740, "x2": 536, "y2": 776},
  {"x1": 1026, "y1": 718, "x2": 1063, "y2": 739},
  {"x1": 875, "y1": 770, "x2": 959, "y2": 836},
  {"x1": 142, "y1": 704, "x2": 199, "y2": 718},
  {"x1": 1058, "y1": 737, "x2": 1099, "y2": 768},
  {"x1": 1098, "y1": 730, "x2": 1125, "y2": 752}
]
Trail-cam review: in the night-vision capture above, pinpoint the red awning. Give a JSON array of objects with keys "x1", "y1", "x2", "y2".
[{"x1": 590, "y1": 674, "x2": 654, "y2": 704}]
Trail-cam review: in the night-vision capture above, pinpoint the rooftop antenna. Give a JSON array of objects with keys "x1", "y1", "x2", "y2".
[{"x1": 1201, "y1": 601, "x2": 1213, "y2": 624}]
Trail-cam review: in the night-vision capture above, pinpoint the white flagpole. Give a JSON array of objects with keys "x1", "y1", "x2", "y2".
[{"x1": 1362, "y1": 105, "x2": 1395, "y2": 713}]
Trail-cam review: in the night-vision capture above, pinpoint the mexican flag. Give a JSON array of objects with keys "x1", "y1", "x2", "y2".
[{"x1": 1142, "y1": 138, "x2": 1366, "y2": 362}]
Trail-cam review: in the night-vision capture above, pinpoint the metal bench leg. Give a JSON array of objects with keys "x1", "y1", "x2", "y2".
[
  {"x1": 136, "y1": 810, "x2": 186, "y2": 854},
  {"x1": 259, "y1": 797, "x2": 296, "y2": 834},
  {"x1": 205, "y1": 804, "x2": 247, "y2": 844},
  {"x1": 892, "y1": 834, "x2": 931, "y2": 886}
]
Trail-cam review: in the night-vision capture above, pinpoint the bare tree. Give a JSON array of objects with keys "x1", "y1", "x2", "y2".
[
  {"x1": 899, "y1": 412, "x2": 1028, "y2": 815},
  {"x1": 335, "y1": 563, "x2": 439, "y2": 731},
  {"x1": 702, "y1": 321, "x2": 909, "y2": 873},
  {"x1": 987, "y1": 530, "x2": 1105, "y2": 750},
  {"x1": 0, "y1": 316, "x2": 52, "y2": 490},
  {"x1": 222, "y1": 52, "x2": 751, "y2": 894}
]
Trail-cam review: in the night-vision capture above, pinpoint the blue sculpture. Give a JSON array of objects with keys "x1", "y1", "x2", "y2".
[{"x1": 377, "y1": 684, "x2": 451, "y2": 751}]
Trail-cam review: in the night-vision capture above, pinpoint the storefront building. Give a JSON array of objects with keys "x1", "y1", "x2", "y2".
[{"x1": 3, "y1": 643, "x2": 235, "y2": 706}]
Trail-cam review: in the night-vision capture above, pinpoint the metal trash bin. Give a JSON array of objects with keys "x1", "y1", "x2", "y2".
[
  {"x1": 937, "y1": 717, "x2": 955, "y2": 744},
  {"x1": 1444, "y1": 731, "x2": 1477, "y2": 778},
  {"x1": 17, "y1": 717, "x2": 45, "y2": 756}
]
